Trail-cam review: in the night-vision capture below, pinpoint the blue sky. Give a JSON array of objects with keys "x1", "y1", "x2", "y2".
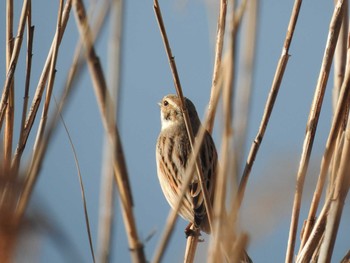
[{"x1": 1, "y1": 0, "x2": 349, "y2": 262}]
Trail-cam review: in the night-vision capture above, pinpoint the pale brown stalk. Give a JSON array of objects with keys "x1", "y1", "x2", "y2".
[
  {"x1": 332, "y1": 0, "x2": 348, "y2": 109},
  {"x1": 72, "y1": 1, "x2": 145, "y2": 262},
  {"x1": 4, "y1": 0, "x2": 14, "y2": 173},
  {"x1": 33, "y1": 0, "x2": 64, "y2": 156},
  {"x1": 207, "y1": 0, "x2": 227, "y2": 133},
  {"x1": 183, "y1": 226, "x2": 199, "y2": 263},
  {"x1": 238, "y1": 0, "x2": 302, "y2": 218},
  {"x1": 318, "y1": 119, "x2": 350, "y2": 261},
  {"x1": 299, "y1": 29, "x2": 350, "y2": 250},
  {"x1": 286, "y1": 1, "x2": 345, "y2": 262},
  {"x1": 97, "y1": 0, "x2": 122, "y2": 262},
  {"x1": 296, "y1": 195, "x2": 331, "y2": 262},
  {"x1": 16, "y1": 4, "x2": 34, "y2": 174},
  {"x1": 209, "y1": 1, "x2": 248, "y2": 261},
  {"x1": 235, "y1": 0, "x2": 258, "y2": 167},
  {"x1": 0, "y1": 0, "x2": 29, "y2": 134},
  {"x1": 12, "y1": 0, "x2": 73, "y2": 169}
]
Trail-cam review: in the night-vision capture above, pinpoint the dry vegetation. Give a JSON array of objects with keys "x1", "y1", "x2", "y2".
[{"x1": 0, "y1": 0, "x2": 349, "y2": 262}]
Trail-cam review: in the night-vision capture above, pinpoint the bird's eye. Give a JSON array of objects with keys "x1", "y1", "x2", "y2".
[{"x1": 163, "y1": 100, "x2": 169, "y2": 106}]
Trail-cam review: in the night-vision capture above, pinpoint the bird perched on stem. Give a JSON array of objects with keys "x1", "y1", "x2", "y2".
[{"x1": 155, "y1": 94, "x2": 217, "y2": 236}]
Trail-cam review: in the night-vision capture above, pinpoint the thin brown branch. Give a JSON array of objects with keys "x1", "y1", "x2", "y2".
[
  {"x1": 15, "y1": 6, "x2": 34, "y2": 173},
  {"x1": 183, "y1": 226, "x2": 199, "y2": 263},
  {"x1": 14, "y1": 0, "x2": 73, "y2": 223},
  {"x1": 12, "y1": 0, "x2": 72, "y2": 169},
  {"x1": 207, "y1": 0, "x2": 227, "y2": 133},
  {"x1": 4, "y1": 0, "x2": 15, "y2": 173},
  {"x1": 235, "y1": 0, "x2": 258, "y2": 167},
  {"x1": 71, "y1": 1, "x2": 146, "y2": 262},
  {"x1": 0, "y1": 0, "x2": 29, "y2": 139},
  {"x1": 318, "y1": 119, "x2": 350, "y2": 261},
  {"x1": 237, "y1": 0, "x2": 302, "y2": 224},
  {"x1": 332, "y1": 0, "x2": 349, "y2": 110},
  {"x1": 300, "y1": 29, "x2": 350, "y2": 250},
  {"x1": 286, "y1": 1, "x2": 345, "y2": 262},
  {"x1": 97, "y1": 0, "x2": 122, "y2": 261},
  {"x1": 32, "y1": 0, "x2": 64, "y2": 154}
]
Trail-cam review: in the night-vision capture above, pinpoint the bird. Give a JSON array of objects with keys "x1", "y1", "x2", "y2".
[{"x1": 155, "y1": 94, "x2": 217, "y2": 235}]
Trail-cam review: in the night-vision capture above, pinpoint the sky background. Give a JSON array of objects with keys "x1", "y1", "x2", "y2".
[{"x1": 0, "y1": 0, "x2": 349, "y2": 262}]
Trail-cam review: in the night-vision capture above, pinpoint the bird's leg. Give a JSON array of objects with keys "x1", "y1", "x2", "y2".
[{"x1": 184, "y1": 223, "x2": 203, "y2": 241}]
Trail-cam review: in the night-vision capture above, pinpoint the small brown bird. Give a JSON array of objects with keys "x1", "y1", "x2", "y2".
[{"x1": 155, "y1": 94, "x2": 217, "y2": 235}]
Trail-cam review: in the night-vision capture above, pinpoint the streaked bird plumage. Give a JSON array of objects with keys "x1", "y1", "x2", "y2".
[{"x1": 155, "y1": 94, "x2": 217, "y2": 234}]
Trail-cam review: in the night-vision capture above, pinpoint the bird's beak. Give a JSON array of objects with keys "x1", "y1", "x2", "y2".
[{"x1": 158, "y1": 101, "x2": 162, "y2": 107}]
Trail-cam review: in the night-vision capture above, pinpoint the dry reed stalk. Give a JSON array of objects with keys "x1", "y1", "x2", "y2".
[
  {"x1": 152, "y1": 80, "x2": 222, "y2": 263},
  {"x1": 237, "y1": 3, "x2": 303, "y2": 252},
  {"x1": 14, "y1": 0, "x2": 73, "y2": 222},
  {"x1": 332, "y1": 0, "x2": 348, "y2": 109},
  {"x1": 97, "y1": 0, "x2": 122, "y2": 262},
  {"x1": 4, "y1": 0, "x2": 14, "y2": 173},
  {"x1": 16, "y1": 0, "x2": 108, "y2": 233},
  {"x1": 286, "y1": 1, "x2": 345, "y2": 261},
  {"x1": 209, "y1": 1, "x2": 249, "y2": 261},
  {"x1": 234, "y1": 0, "x2": 258, "y2": 168},
  {"x1": 16, "y1": 4, "x2": 34, "y2": 174},
  {"x1": 296, "y1": 191, "x2": 332, "y2": 262},
  {"x1": 183, "y1": 226, "x2": 199, "y2": 263},
  {"x1": 12, "y1": 0, "x2": 73, "y2": 169},
  {"x1": 207, "y1": 0, "x2": 227, "y2": 133},
  {"x1": 72, "y1": 1, "x2": 146, "y2": 262},
  {"x1": 299, "y1": 30, "x2": 350, "y2": 250},
  {"x1": 318, "y1": 120, "x2": 350, "y2": 261},
  {"x1": 0, "y1": 0, "x2": 29, "y2": 132},
  {"x1": 33, "y1": 0, "x2": 64, "y2": 155}
]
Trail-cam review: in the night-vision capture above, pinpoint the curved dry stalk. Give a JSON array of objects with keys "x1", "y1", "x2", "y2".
[
  {"x1": 0, "y1": 0, "x2": 29, "y2": 132},
  {"x1": 285, "y1": 1, "x2": 345, "y2": 262},
  {"x1": 237, "y1": 0, "x2": 303, "y2": 217},
  {"x1": 56, "y1": 97, "x2": 96, "y2": 263},
  {"x1": 72, "y1": 1, "x2": 146, "y2": 262},
  {"x1": 299, "y1": 29, "x2": 350, "y2": 250},
  {"x1": 207, "y1": 0, "x2": 228, "y2": 134},
  {"x1": 154, "y1": 0, "x2": 214, "y2": 233}
]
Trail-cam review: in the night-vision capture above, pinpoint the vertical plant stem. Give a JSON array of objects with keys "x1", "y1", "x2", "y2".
[
  {"x1": 72, "y1": 1, "x2": 146, "y2": 262},
  {"x1": 12, "y1": 0, "x2": 72, "y2": 169},
  {"x1": 33, "y1": 0, "x2": 64, "y2": 156},
  {"x1": 4, "y1": 0, "x2": 15, "y2": 173},
  {"x1": 299, "y1": 29, "x2": 350, "y2": 250},
  {"x1": 207, "y1": 0, "x2": 228, "y2": 133},
  {"x1": 285, "y1": 2, "x2": 345, "y2": 262},
  {"x1": 0, "y1": 0, "x2": 29, "y2": 139},
  {"x1": 318, "y1": 116, "x2": 350, "y2": 262},
  {"x1": 238, "y1": 0, "x2": 302, "y2": 213},
  {"x1": 16, "y1": 4, "x2": 34, "y2": 174},
  {"x1": 97, "y1": 0, "x2": 122, "y2": 262},
  {"x1": 235, "y1": 0, "x2": 258, "y2": 168}
]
